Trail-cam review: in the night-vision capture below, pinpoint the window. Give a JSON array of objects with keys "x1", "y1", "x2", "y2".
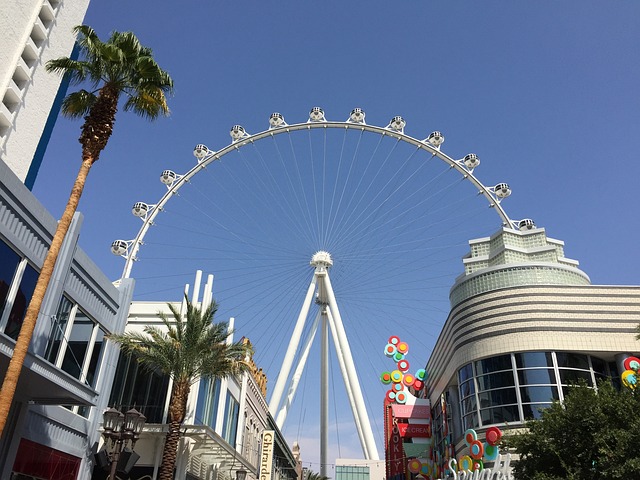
[
  {"x1": 0, "y1": 240, "x2": 40, "y2": 340},
  {"x1": 515, "y1": 352, "x2": 553, "y2": 369},
  {"x1": 195, "y1": 377, "x2": 221, "y2": 429},
  {"x1": 109, "y1": 351, "x2": 170, "y2": 424},
  {"x1": 517, "y1": 368, "x2": 556, "y2": 385},
  {"x1": 61, "y1": 310, "x2": 93, "y2": 379},
  {"x1": 0, "y1": 241, "x2": 21, "y2": 315},
  {"x1": 555, "y1": 352, "x2": 589, "y2": 370},
  {"x1": 475, "y1": 355, "x2": 512, "y2": 375},
  {"x1": 476, "y1": 371, "x2": 515, "y2": 391},
  {"x1": 45, "y1": 298, "x2": 107, "y2": 389},
  {"x1": 520, "y1": 385, "x2": 559, "y2": 404},
  {"x1": 222, "y1": 392, "x2": 239, "y2": 445},
  {"x1": 45, "y1": 296, "x2": 73, "y2": 362},
  {"x1": 4, "y1": 264, "x2": 38, "y2": 340}
]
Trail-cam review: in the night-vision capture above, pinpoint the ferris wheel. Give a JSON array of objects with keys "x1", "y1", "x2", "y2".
[{"x1": 111, "y1": 107, "x2": 531, "y2": 469}]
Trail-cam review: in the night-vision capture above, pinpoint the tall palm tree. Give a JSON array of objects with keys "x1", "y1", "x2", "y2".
[
  {"x1": 109, "y1": 299, "x2": 251, "y2": 480},
  {"x1": 0, "y1": 25, "x2": 173, "y2": 437}
]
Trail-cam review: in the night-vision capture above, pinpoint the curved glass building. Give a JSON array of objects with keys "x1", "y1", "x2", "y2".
[{"x1": 424, "y1": 226, "x2": 640, "y2": 470}]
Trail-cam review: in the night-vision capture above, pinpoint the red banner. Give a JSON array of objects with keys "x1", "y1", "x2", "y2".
[{"x1": 397, "y1": 423, "x2": 431, "y2": 438}]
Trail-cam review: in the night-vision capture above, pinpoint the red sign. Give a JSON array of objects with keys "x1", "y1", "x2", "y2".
[
  {"x1": 391, "y1": 404, "x2": 431, "y2": 420},
  {"x1": 397, "y1": 423, "x2": 431, "y2": 438},
  {"x1": 387, "y1": 425, "x2": 406, "y2": 478}
]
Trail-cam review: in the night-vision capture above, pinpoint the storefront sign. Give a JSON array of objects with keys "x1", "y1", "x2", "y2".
[
  {"x1": 260, "y1": 430, "x2": 275, "y2": 480},
  {"x1": 391, "y1": 404, "x2": 431, "y2": 420},
  {"x1": 397, "y1": 423, "x2": 431, "y2": 438},
  {"x1": 388, "y1": 425, "x2": 405, "y2": 479}
]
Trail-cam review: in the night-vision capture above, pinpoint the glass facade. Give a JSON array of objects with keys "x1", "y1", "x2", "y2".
[
  {"x1": 458, "y1": 351, "x2": 612, "y2": 427},
  {"x1": 44, "y1": 297, "x2": 106, "y2": 389},
  {"x1": 195, "y1": 377, "x2": 221, "y2": 429},
  {"x1": 0, "y1": 239, "x2": 39, "y2": 340},
  {"x1": 222, "y1": 391, "x2": 240, "y2": 446},
  {"x1": 109, "y1": 351, "x2": 170, "y2": 424},
  {"x1": 451, "y1": 266, "x2": 590, "y2": 306},
  {"x1": 335, "y1": 465, "x2": 370, "y2": 480}
]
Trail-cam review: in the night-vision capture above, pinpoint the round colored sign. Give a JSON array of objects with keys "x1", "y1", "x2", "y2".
[
  {"x1": 485, "y1": 426, "x2": 502, "y2": 446},
  {"x1": 464, "y1": 428, "x2": 477, "y2": 446},
  {"x1": 458, "y1": 455, "x2": 473, "y2": 472}
]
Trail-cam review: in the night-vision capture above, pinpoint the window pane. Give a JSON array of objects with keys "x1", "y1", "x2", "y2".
[
  {"x1": 475, "y1": 355, "x2": 512, "y2": 375},
  {"x1": 515, "y1": 352, "x2": 553, "y2": 369},
  {"x1": 0, "y1": 241, "x2": 20, "y2": 320},
  {"x1": 591, "y1": 356, "x2": 607, "y2": 376},
  {"x1": 463, "y1": 413, "x2": 479, "y2": 430},
  {"x1": 61, "y1": 311, "x2": 93, "y2": 379},
  {"x1": 477, "y1": 371, "x2": 515, "y2": 391},
  {"x1": 480, "y1": 405, "x2": 520, "y2": 425},
  {"x1": 223, "y1": 393, "x2": 239, "y2": 445},
  {"x1": 459, "y1": 379, "x2": 475, "y2": 398},
  {"x1": 461, "y1": 396, "x2": 477, "y2": 415},
  {"x1": 559, "y1": 369, "x2": 593, "y2": 386},
  {"x1": 520, "y1": 385, "x2": 559, "y2": 403},
  {"x1": 522, "y1": 403, "x2": 552, "y2": 420},
  {"x1": 46, "y1": 297, "x2": 73, "y2": 363},
  {"x1": 4, "y1": 264, "x2": 38, "y2": 340},
  {"x1": 85, "y1": 328, "x2": 105, "y2": 387},
  {"x1": 555, "y1": 352, "x2": 589, "y2": 369},
  {"x1": 458, "y1": 364, "x2": 473, "y2": 383},
  {"x1": 517, "y1": 368, "x2": 556, "y2": 385},
  {"x1": 478, "y1": 387, "x2": 517, "y2": 408}
]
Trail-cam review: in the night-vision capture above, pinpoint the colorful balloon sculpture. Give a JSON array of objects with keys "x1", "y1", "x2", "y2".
[
  {"x1": 621, "y1": 356, "x2": 640, "y2": 390},
  {"x1": 380, "y1": 335, "x2": 427, "y2": 403}
]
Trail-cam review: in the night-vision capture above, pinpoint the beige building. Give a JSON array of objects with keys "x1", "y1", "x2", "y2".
[{"x1": 424, "y1": 226, "x2": 640, "y2": 471}]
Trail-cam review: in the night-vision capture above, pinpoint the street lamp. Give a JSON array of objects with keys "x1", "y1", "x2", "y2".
[
  {"x1": 101, "y1": 407, "x2": 146, "y2": 480},
  {"x1": 236, "y1": 469, "x2": 248, "y2": 480}
]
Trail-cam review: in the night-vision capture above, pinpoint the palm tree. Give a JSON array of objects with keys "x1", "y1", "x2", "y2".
[
  {"x1": 109, "y1": 299, "x2": 251, "y2": 480},
  {"x1": 0, "y1": 25, "x2": 173, "y2": 437}
]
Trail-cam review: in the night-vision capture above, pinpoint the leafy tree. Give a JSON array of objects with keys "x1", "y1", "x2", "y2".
[
  {"x1": 508, "y1": 380, "x2": 640, "y2": 480},
  {"x1": 0, "y1": 25, "x2": 173, "y2": 436},
  {"x1": 109, "y1": 299, "x2": 251, "y2": 480}
]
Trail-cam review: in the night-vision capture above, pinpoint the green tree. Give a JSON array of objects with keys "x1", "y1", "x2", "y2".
[
  {"x1": 109, "y1": 299, "x2": 251, "y2": 480},
  {"x1": 306, "y1": 471, "x2": 330, "y2": 480},
  {"x1": 0, "y1": 25, "x2": 173, "y2": 437},
  {"x1": 508, "y1": 381, "x2": 640, "y2": 480}
]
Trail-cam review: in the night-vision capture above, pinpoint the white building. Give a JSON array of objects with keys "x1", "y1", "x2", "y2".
[
  {"x1": 424, "y1": 226, "x2": 640, "y2": 476},
  {"x1": 0, "y1": 0, "x2": 89, "y2": 187},
  {"x1": 111, "y1": 274, "x2": 299, "y2": 480}
]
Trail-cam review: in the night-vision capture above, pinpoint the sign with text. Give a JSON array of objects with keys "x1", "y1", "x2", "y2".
[
  {"x1": 391, "y1": 403, "x2": 431, "y2": 420},
  {"x1": 260, "y1": 430, "x2": 275, "y2": 480},
  {"x1": 397, "y1": 423, "x2": 431, "y2": 438}
]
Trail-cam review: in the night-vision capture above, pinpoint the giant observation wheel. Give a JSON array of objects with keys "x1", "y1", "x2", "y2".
[{"x1": 111, "y1": 107, "x2": 529, "y2": 469}]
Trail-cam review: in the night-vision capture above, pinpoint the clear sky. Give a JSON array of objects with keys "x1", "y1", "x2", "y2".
[{"x1": 33, "y1": 1, "x2": 640, "y2": 473}]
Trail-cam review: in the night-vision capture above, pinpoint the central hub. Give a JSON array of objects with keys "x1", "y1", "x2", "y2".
[{"x1": 310, "y1": 251, "x2": 333, "y2": 268}]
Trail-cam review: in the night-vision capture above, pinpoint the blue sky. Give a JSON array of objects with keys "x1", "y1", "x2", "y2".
[{"x1": 33, "y1": 1, "x2": 640, "y2": 472}]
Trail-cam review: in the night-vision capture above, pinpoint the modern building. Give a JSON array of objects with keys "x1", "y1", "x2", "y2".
[
  {"x1": 0, "y1": 0, "x2": 89, "y2": 187},
  {"x1": 334, "y1": 458, "x2": 385, "y2": 480},
  {"x1": 0, "y1": 146, "x2": 134, "y2": 478},
  {"x1": 106, "y1": 276, "x2": 299, "y2": 480},
  {"x1": 424, "y1": 226, "x2": 640, "y2": 475}
]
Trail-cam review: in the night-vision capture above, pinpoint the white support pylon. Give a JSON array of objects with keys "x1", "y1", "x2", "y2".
[
  {"x1": 269, "y1": 274, "x2": 318, "y2": 417},
  {"x1": 268, "y1": 251, "x2": 380, "y2": 462},
  {"x1": 275, "y1": 310, "x2": 321, "y2": 428}
]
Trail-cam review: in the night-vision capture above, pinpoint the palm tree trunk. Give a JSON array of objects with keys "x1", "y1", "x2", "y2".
[
  {"x1": 159, "y1": 381, "x2": 190, "y2": 480},
  {"x1": 0, "y1": 157, "x2": 94, "y2": 437}
]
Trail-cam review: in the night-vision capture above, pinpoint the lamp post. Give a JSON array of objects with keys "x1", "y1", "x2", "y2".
[
  {"x1": 236, "y1": 469, "x2": 248, "y2": 480},
  {"x1": 101, "y1": 407, "x2": 146, "y2": 480}
]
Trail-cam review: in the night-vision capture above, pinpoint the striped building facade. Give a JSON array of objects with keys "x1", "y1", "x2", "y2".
[{"x1": 425, "y1": 227, "x2": 640, "y2": 465}]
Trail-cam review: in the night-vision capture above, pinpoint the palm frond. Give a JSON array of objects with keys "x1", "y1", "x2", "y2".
[{"x1": 60, "y1": 90, "x2": 97, "y2": 118}]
